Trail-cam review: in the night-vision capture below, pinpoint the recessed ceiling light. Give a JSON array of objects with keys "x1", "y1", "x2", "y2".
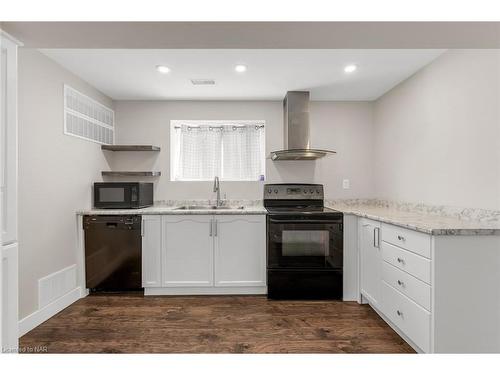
[
  {"x1": 156, "y1": 65, "x2": 171, "y2": 74},
  {"x1": 344, "y1": 64, "x2": 357, "y2": 73},
  {"x1": 235, "y1": 64, "x2": 247, "y2": 73}
]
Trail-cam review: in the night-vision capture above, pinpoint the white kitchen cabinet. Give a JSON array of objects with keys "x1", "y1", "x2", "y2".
[
  {"x1": 144, "y1": 214, "x2": 267, "y2": 295},
  {"x1": 354, "y1": 218, "x2": 500, "y2": 353},
  {"x1": 141, "y1": 215, "x2": 162, "y2": 287},
  {"x1": 359, "y1": 218, "x2": 381, "y2": 307},
  {"x1": 214, "y1": 215, "x2": 266, "y2": 287},
  {"x1": 162, "y1": 215, "x2": 214, "y2": 287}
]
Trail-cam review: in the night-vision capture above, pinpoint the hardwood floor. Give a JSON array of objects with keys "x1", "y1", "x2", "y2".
[{"x1": 20, "y1": 294, "x2": 414, "y2": 353}]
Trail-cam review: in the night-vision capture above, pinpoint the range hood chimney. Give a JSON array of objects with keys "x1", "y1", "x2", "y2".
[{"x1": 270, "y1": 91, "x2": 336, "y2": 161}]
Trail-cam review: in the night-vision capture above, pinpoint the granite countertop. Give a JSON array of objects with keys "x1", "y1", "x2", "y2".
[
  {"x1": 77, "y1": 199, "x2": 500, "y2": 236},
  {"x1": 328, "y1": 202, "x2": 500, "y2": 236},
  {"x1": 77, "y1": 203, "x2": 268, "y2": 216}
]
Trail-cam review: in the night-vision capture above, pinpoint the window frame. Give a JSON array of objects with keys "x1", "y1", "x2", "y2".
[{"x1": 170, "y1": 120, "x2": 266, "y2": 182}]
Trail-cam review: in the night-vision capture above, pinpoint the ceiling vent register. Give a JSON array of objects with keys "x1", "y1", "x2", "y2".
[{"x1": 190, "y1": 79, "x2": 216, "y2": 85}]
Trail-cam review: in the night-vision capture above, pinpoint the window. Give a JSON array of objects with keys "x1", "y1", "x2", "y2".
[
  {"x1": 170, "y1": 120, "x2": 265, "y2": 181},
  {"x1": 64, "y1": 85, "x2": 114, "y2": 144}
]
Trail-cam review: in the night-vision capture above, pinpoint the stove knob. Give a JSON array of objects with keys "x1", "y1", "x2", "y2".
[
  {"x1": 303, "y1": 189, "x2": 307, "y2": 193},
  {"x1": 316, "y1": 189, "x2": 320, "y2": 194},
  {"x1": 310, "y1": 189, "x2": 314, "y2": 193},
  {"x1": 267, "y1": 189, "x2": 272, "y2": 193},
  {"x1": 274, "y1": 189, "x2": 278, "y2": 194}
]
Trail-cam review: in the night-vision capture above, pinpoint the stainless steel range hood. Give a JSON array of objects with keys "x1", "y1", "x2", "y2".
[{"x1": 270, "y1": 91, "x2": 336, "y2": 161}]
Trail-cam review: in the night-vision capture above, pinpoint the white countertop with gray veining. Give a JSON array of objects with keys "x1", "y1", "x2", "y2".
[
  {"x1": 77, "y1": 199, "x2": 500, "y2": 235},
  {"x1": 77, "y1": 202, "x2": 267, "y2": 216},
  {"x1": 327, "y1": 201, "x2": 500, "y2": 235}
]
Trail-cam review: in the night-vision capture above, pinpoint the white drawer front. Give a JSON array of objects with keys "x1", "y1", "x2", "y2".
[
  {"x1": 382, "y1": 281, "x2": 431, "y2": 353},
  {"x1": 381, "y1": 223, "x2": 431, "y2": 259},
  {"x1": 382, "y1": 261, "x2": 431, "y2": 311},
  {"x1": 382, "y1": 241, "x2": 431, "y2": 284}
]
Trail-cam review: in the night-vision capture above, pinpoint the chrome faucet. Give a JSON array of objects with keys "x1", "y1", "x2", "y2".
[{"x1": 213, "y1": 176, "x2": 222, "y2": 207}]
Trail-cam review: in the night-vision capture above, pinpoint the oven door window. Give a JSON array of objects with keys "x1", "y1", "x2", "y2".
[{"x1": 268, "y1": 219, "x2": 343, "y2": 269}]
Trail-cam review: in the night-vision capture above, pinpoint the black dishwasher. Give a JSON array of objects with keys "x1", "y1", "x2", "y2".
[{"x1": 84, "y1": 215, "x2": 142, "y2": 292}]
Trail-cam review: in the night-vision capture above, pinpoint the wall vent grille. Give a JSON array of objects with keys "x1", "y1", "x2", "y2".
[
  {"x1": 63, "y1": 85, "x2": 114, "y2": 144},
  {"x1": 38, "y1": 264, "x2": 77, "y2": 309}
]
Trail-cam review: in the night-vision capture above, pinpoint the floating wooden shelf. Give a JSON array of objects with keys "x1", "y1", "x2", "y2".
[
  {"x1": 101, "y1": 145, "x2": 161, "y2": 151},
  {"x1": 101, "y1": 171, "x2": 161, "y2": 177}
]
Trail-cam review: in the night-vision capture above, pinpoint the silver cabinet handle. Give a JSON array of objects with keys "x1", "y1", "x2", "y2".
[
  {"x1": 397, "y1": 235, "x2": 406, "y2": 241},
  {"x1": 373, "y1": 227, "x2": 380, "y2": 248},
  {"x1": 214, "y1": 219, "x2": 218, "y2": 237},
  {"x1": 397, "y1": 257, "x2": 405, "y2": 264},
  {"x1": 397, "y1": 310, "x2": 403, "y2": 317},
  {"x1": 141, "y1": 219, "x2": 145, "y2": 237},
  {"x1": 397, "y1": 279, "x2": 405, "y2": 287},
  {"x1": 209, "y1": 219, "x2": 213, "y2": 237}
]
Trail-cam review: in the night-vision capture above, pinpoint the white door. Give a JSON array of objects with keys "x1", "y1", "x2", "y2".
[
  {"x1": 0, "y1": 34, "x2": 18, "y2": 246},
  {"x1": 162, "y1": 215, "x2": 214, "y2": 287},
  {"x1": 1, "y1": 243, "x2": 18, "y2": 353},
  {"x1": 141, "y1": 215, "x2": 162, "y2": 287},
  {"x1": 360, "y1": 218, "x2": 381, "y2": 306},
  {"x1": 214, "y1": 215, "x2": 266, "y2": 287}
]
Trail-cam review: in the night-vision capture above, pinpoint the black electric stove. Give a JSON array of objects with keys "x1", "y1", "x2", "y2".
[{"x1": 264, "y1": 184, "x2": 343, "y2": 300}]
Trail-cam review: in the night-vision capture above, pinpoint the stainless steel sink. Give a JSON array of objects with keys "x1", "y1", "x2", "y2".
[{"x1": 174, "y1": 205, "x2": 244, "y2": 210}]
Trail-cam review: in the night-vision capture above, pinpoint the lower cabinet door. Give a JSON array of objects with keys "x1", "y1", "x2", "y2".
[
  {"x1": 214, "y1": 215, "x2": 266, "y2": 287},
  {"x1": 360, "y1": 218, "x2": 382, "y2": 307},
  {"x1": 141, "y1": 215, "x2": 162, "y2": 287},
  {"x1": 162, "y1": 215, "x2": 214, "y2": 287}
]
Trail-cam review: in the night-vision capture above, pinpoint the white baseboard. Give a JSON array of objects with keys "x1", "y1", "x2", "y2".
[{"x1": 18, "y1": 287, "x2": 82, "y2": 337}]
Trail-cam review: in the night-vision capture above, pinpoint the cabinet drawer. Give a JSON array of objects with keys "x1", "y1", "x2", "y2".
[
  {"x1": 381, "y1": 223, "x2": 431, "y2": 258},
  {"x1": 382, "y1": 241, "x2": 431, "y2": 284},
  {"x1": 381, "y1": 281, "x2": 431, "y2": 353},
  {"x1": 382, "y1": 261, "x2": 431, "y2": 311}
]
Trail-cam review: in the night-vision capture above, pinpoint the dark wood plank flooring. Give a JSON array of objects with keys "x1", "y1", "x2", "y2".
[{"x1": 20, "y1": 294, "x2": 414, "y2": 353}]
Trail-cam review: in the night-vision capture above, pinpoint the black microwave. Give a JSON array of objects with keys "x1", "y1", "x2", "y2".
[{"x1": 93, "y1": 182, "x2": 153, "y2": 209}]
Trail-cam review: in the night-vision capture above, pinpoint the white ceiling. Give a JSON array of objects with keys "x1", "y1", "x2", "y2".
[{"x1": 41, "y1": 49, "x2": 445, "y2": 101}]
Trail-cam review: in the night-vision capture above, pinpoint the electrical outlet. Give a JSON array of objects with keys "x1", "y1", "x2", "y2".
[{"x1": 342, "y1": 179, "x2": 350, "y2": 189}]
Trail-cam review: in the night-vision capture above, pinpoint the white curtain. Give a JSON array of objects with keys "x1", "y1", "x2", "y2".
[
  {"x1": 175, "y1": 125, "x2": 222, "y2": 180},
  {"x1": 172, "y1": 123, "x2": 264, "y2": 181},
  {"x1": 222, "y1": 125, "x2": 264, "y2": 181}
]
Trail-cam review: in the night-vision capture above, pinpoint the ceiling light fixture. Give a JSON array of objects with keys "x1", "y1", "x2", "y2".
[
  {"x1": 156, "y1": 65, "x2": 171, "y2": 74},
  {"x1": 344, "y1": 64, "x2": 357, "y2": 73},
  {"x1": 235, "y1": 64, "x2": 247, "y2": 73}
]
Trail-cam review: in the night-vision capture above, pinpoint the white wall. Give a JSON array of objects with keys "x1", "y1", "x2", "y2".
[
  {"x1": 373, "y1": 50, "x2": 500, "y2": 210},
  {"x1": 112, "y1": 100, "x2": 375, "y2": 201},
  {"x1": 17, "y1": 49, "x2": 113, "y2": 319}
]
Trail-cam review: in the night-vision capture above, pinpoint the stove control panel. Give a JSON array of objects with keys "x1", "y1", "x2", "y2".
[{"x1": 264, "y1": 184, "x2": 324, "y2": 200}]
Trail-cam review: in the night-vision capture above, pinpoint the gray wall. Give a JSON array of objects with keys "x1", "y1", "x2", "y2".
[
  {"x1": 112, "y1": 100, "x2": 375, "y2": 201},
  {"x1": 17, "y1": 49, "x2": 113, "y2": 319},
  {"x1": 373, "y1": 50, "x2": 500, "y2": 210}
]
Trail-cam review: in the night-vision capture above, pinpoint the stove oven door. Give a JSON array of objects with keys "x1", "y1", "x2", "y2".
[{"x1": 267, "y1": 214, "x2": 343, "y2": 270}]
